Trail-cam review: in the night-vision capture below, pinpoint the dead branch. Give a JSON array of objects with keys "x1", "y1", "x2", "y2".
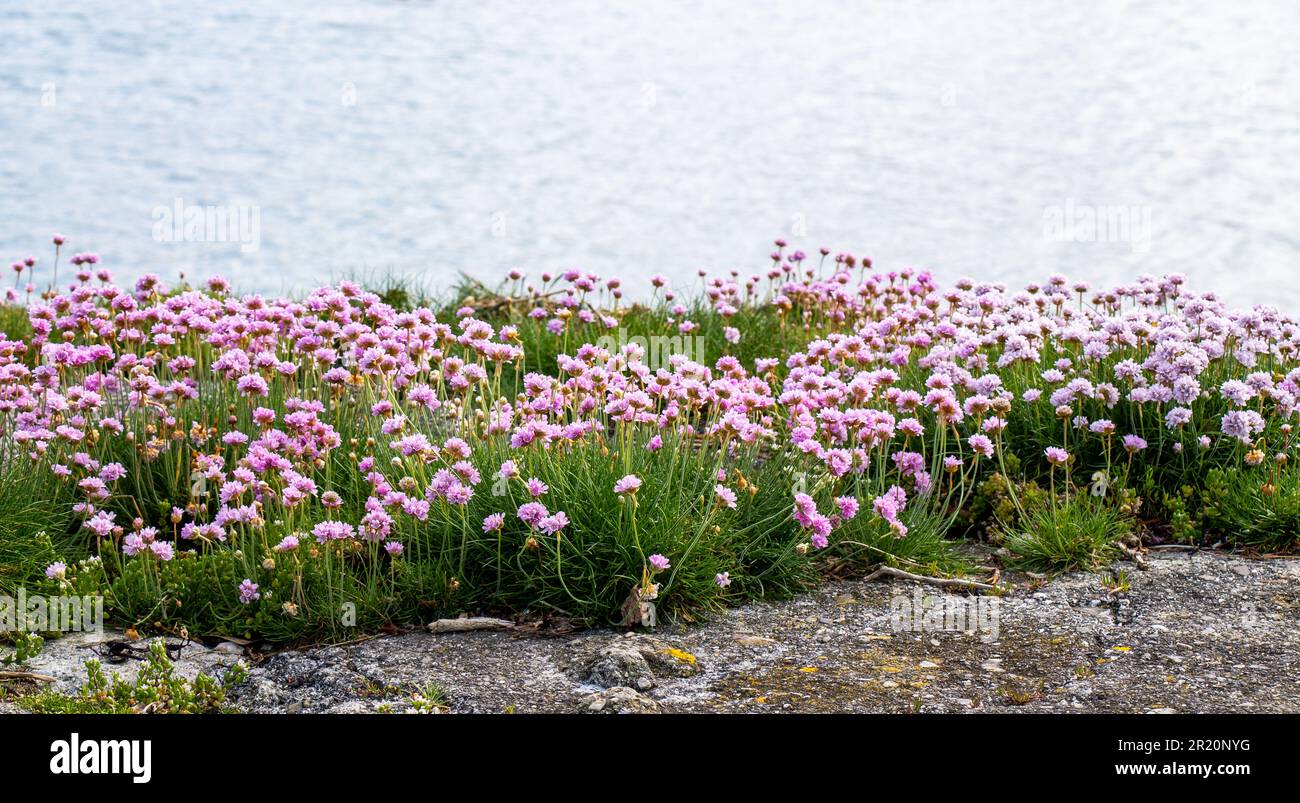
[
  {"x1": 863, "y1": 565, "x2": 1002, "y2": 592},
  {"x1": 426, "y1": 617, "x2": 515, "y2": 634},
  {"x1": 0, "y1": 670, "x2": 58, "y2": 683}
]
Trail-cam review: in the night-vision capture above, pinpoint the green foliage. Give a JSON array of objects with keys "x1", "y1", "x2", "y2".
[
  {"x1": 8, "y1": 267, "x2": 1300, "y2": 650},
  {"x1": 1200, "y1": 466, "x2": 1300, "y2": 551},
  {"x1": 1002, "y1": 493, "x2": 1131, "y2": 573},
  {"x1": 0, "y1": 464, "x2": 79, "y2": 595},
  {"x1": 1, "y1": 632, "x2": 44, "y2": 666},
  {"x1": 410, "y1": 682, "x2": 448, "y2": 712},
  {"x1": 0, "y1": 303, "x2": 31, "y2": 341},
  {"x1": 20, "y1": 640, "x2": 247, "y2": 714}
]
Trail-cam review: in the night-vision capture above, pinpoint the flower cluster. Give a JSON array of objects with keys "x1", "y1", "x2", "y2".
[{"x1": 5, "y1": 235, "x2": 1298, "y2": 634}]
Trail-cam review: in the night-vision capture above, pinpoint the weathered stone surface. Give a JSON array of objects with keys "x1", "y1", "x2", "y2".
[{"x1": 6, "y1": 550, "x2": 1299, "y2": 714}]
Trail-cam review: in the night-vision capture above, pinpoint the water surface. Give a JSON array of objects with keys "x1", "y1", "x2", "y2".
[{"x1": 2, "y1": 1, "x2": 1298, "y2": 308}]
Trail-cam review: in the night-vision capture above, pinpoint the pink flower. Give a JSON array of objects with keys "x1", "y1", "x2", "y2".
[
  {"x1": 715, "y1": 572, "x2": 732, "y2": 588},
  {"x1": 613, "y1": 474, "x2": 642, "y2": 495},
  {"x1": 238, "y1": 579, "x2": 260, "y2": 604},
  {"x1": 835, "y1": 496, "x2": 859, "y2": 520},
  {"x1": 1089, "y1": 419, "x2": 1116, "y2": 435},
  {"x1": 312, "y1": 520, "x2": 356, "y2": 543},
  {"x1": 236, "y1": 374, "x2": 269, "y2": 397},
  {"x1": 872, "y1": 486, "x2": 908, "y2": 523},
  {"x1": 525, "y1": 477, "x2": 548, "y2": 497},
  {"x1": 649, "y1": 554, "x2": 671, "y2": 571},
  {"x1": 446, "y1": 483, "x2": 474, "y2": 505},
  {"x1": 518, "y1": 501, "x2": 549, "y2": 528},
  {"x1": 538, "y1": 511, "x2": 569, "y2": 534},
  {"x1": 715, "y1": 484, "x2": 738, "y2": 509},
  {"x1": 122, "y1": 533, "x2": 144, "y2": 556},
  {"x1": 482, "y1": 513, "x2": 505, "y2": 532},
  {"x1": 393, "y1": 434, "x2": 433, "y2": 457},
  {"x1": 1044, "y1": 446, "x2": 1070, "y2": 466}
]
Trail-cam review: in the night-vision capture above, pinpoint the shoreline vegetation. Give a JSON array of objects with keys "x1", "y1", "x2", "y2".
[{"x1": 2, "y1": 236, "x2": 1298, "y2": 649}]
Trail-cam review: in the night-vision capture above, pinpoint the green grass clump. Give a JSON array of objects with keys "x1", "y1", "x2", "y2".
[
  {"x1": 0, "y1": 463, "x2": 82, "y2": 595},
  {"x1": 1002, "y1": 493, "x2": 1132, "y2": 573},
  {"x1": 0, "y1": 303, "x2": 32, "y2": 341}
]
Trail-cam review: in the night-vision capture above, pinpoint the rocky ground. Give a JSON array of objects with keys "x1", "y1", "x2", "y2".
[{"x1": 4, "y1": 549, "x2": 1298, "y2": 713}]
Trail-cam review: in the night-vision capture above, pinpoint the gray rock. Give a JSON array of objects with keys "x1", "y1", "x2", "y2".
[
  {"x1": 327, "y1": 701, "x2": 377, "y2": 714},
  {"x1": 587, "y1": 645, "x2": 656, "y2": 690},
  {"x1": 562, "y1": 632, "x2": 701, "y2": 690},
  {"x1": 579, "y1": 686, "x2": 661, "y2": 714}
]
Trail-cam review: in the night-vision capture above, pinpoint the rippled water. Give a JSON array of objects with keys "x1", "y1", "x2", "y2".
[{"x1": 2, "y1": 1, "x2": 1299, "y2": 308}]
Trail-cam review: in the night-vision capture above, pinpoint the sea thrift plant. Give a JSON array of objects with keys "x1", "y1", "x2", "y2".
[{"x1": 3, "y1": 235, "x2": 1299, "y2": 642}]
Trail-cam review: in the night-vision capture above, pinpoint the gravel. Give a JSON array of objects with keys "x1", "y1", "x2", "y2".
[{"x1": 5, "y1": 549, "x2": 1297, "y2": 713}]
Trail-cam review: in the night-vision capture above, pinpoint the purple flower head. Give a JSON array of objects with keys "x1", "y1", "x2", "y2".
[
  {"x1": 445, "y1": 483, "x2": 474, "y2": 506},
  {"x1": 1044, "y1": 446, "x2": 1070, "y2": 466},
  {"x1": 1122, "y1": 434, "x2": 1147, "y2": 453},
  {"x1": 538, "y1": 511, "x2": 570, "y2": 535},
  {"x1": 517, "y1": 501, "x2": 549, "y2": 528},
  {"x1": 614, "y1": 474, "x2": 642, "y2": 496},
  {"x1": 872, "y1": 485, "x2": 908, "y2": 523},
  {"x1": 312, "y1": 520, "x2": 356, "y2": 544},
  {"x1": 835, "y1": 495, "x2": 859, "y2": 520},
  {"x1": 715, "y1": 484, "x2": 738, "y2": 509}
]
